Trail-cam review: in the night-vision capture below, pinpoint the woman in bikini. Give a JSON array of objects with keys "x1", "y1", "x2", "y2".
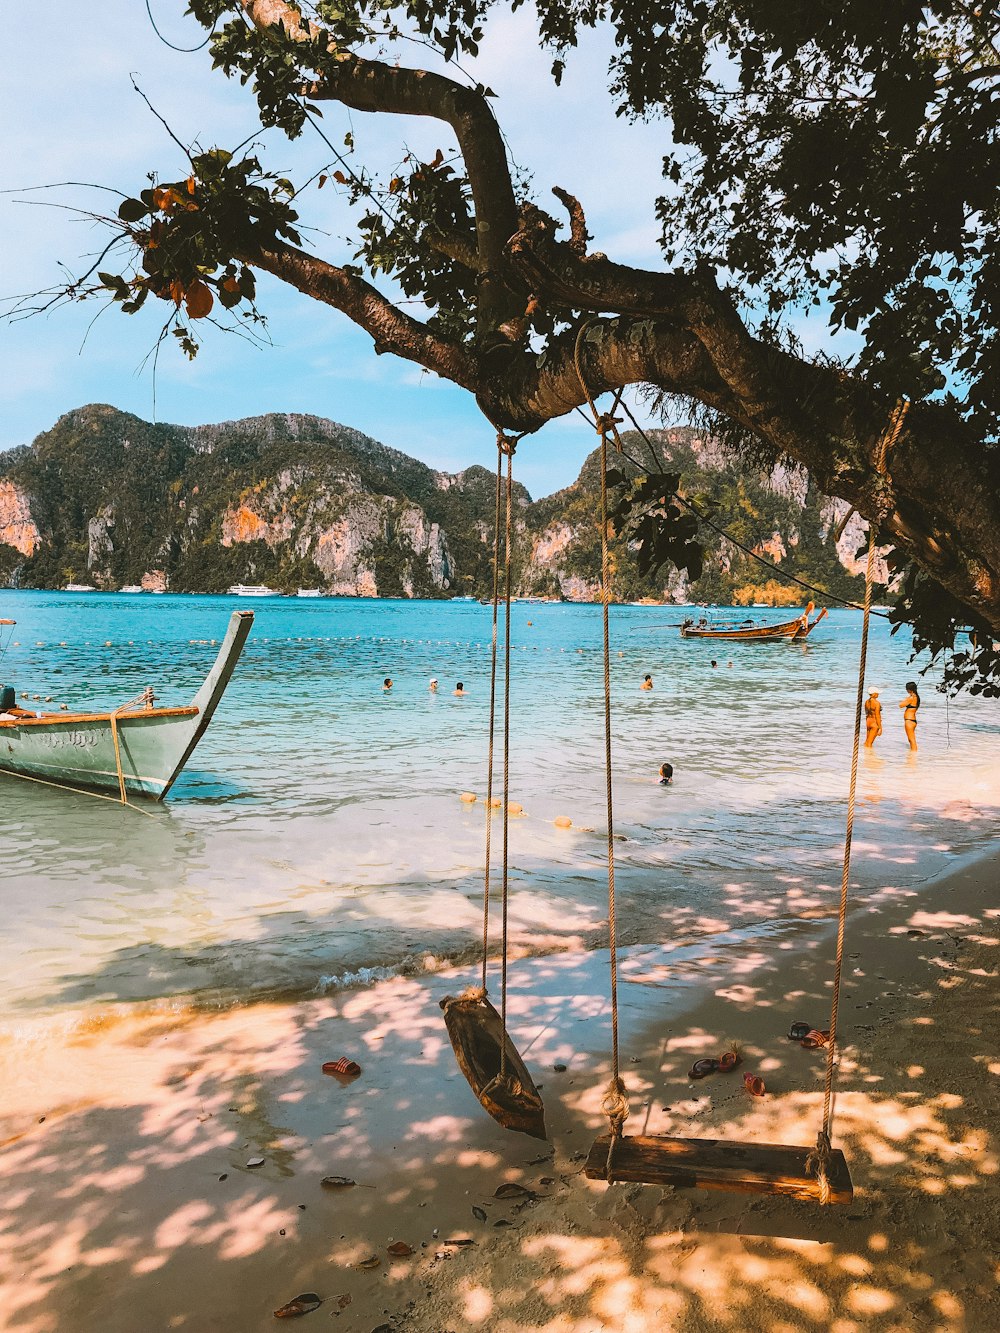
[{"x1": 899, "y1": 680, "x2": 920, "y2": 751}]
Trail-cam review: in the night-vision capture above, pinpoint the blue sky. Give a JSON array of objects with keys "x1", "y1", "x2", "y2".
[{"x1": 0, "y1": 4, "x2": 838, "y2": 499}]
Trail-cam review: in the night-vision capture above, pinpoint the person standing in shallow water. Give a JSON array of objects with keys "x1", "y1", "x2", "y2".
[
  {"x1": 900, "y1": 681, "x2": 920, "y2": 750},
  {"x1": 454, "y1": 681, "x2": 465, "y2": 696},
  {"x1": 864, "y1": 689, "x2": 883, "y2": 748},
  {"x1": 383, "y1": 677, "x2": 393, "y2": 691},
  {"x1": 641, "y1": 674, "x2": 653, "y2": 691}
]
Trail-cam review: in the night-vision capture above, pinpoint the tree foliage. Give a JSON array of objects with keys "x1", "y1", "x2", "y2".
[{"x1": 9, "y1": 0, "x2": 1000, "y2": 689}]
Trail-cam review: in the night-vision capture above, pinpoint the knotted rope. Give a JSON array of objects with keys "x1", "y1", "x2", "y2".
[
  {"x1": 574, "y1": 321, "x2": 630, "y2": 1170},
  {"x1": 809, "y1": 397, "x2": 909, "y2": 1202},
  {"x1": 109, "y1": 686, "x2": 156, "y2": 806},
  {"x1": 479, "y1": 428, "x2": 523, "y2": 1084}
]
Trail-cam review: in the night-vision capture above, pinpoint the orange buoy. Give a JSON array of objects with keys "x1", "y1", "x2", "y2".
[
  {"x1": 460, "y1": 792, "x2": 477, "y2": 803},
  {"x1": 489, "y1": 797, "x2": 503, "y2": 809},
  {"x1": 554, "y1": 816, "x2": 572, "y2": 828},
  {"x1": 507, "y1": 802, "x2": 523, "y2": 816}
]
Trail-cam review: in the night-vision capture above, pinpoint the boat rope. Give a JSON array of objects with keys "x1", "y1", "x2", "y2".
[
  {"x1": 574, "y1": 320, "x2": 630, "y2": 1175},
  {"x1": 0, "y1": 764, "x2": 158, "y2": 816},
  {"x1": 808, "y1": 397, "x2": 909, "y2": 1203},
  {"x1": 574, "y1": 392, "x2": 896, "y2": 620},
  {"x1": 109, "y1": 687, "x2": 157, "y2": 807}
]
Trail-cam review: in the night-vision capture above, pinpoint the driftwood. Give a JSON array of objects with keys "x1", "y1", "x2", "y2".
[
  {"x1": 440, "y1": 990, "x2": 547, "y2": 1140},
  {"x1": 585, "y1": 1134, "x2": 853, "y2": 1204}
]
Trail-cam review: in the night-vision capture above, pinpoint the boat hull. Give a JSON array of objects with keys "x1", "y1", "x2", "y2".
[
  {"x1": 0, "y1": 610, "x2": 253, "y2": 800},
  {"x1": 680, "y1": 606, "x2": 827, "y2": 642},
  {"x1": 0, "y1": 706, "x2": 201, "y2": 798}
]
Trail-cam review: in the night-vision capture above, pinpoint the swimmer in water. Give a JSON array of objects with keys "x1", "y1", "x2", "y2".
[
  {"x1": 454, "y1": 681, "x2": 465, "y2": 696},
  {"x1": 429, "y1": 678, "x2": 438, "y2": 692},
  {"x1": 383, "y1": 677, "x2": 393, "y2": 691},
  {"x1": 658, "y1": 762, "x2": 674, "y2": 785},
  {"x1": 864, "y1": 688, "x2": 882, "y2": 748},
  {"x1": 641, "y1": 673, "x2": 653, "y2": 691}
]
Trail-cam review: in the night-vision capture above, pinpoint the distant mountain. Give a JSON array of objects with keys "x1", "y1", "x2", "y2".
[{"x1": 0, "y1": 405, "x2": 870, "y2": 604}]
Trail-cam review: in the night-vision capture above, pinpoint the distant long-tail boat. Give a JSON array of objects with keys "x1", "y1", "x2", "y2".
[
  {"x1": 680, "y1": 602, "x2": 828, "y2": 642},
  {"x1": 0, "y1": 610, "x2": 253, "y2": 800}
]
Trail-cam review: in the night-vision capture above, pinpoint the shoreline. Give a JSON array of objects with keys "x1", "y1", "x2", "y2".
[{"x1": 2, "y1": 841, "x2": 997, "y2": 1332}]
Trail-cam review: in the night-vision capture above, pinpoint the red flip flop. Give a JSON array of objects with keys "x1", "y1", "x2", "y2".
[
  {"x1": 800, "y1": 1030, "x2": 831, "y2": 1049},
  {"x1": 322, "y1": 1058, "x2": 362, "y2": 1076},
  {"x1": 743, "y1": 1073, "x2": 766, "y2": 1097}
]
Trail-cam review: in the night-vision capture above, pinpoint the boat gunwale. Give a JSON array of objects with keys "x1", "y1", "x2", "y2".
[{"x1": 0, "y1": 705, "x2": 199, "y2": 728}]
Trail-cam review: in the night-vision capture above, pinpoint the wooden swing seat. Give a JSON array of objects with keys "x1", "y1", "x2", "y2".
[
  {"x1": 440, "y1": 991, "x2": 547, "y2": 1141},
  {"x1": 584, "y1": 1133, "x2": 853, "y2": 1204}
]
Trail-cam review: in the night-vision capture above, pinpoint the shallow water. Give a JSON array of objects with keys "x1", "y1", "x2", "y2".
[{"x1": 1, "y1": 592, "x2": 998, "y2": 1027}]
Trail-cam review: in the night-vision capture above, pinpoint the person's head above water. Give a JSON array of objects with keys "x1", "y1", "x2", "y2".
[
  {"x1": 659, "y1": 762, "x2": 674, "y2": 784},
  {"x1": 383, "y1": 677, "x2": 392, "y2": 688},
  {"x1": 454, "y1": 681, "x2": 465, "y2": 694}
]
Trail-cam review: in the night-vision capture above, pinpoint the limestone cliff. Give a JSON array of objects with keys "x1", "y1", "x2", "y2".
[{"x1": 0, "y1": 407, "x2": 870, "y2": 605}]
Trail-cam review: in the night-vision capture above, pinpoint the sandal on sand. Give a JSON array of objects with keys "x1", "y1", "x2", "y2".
[
  {"x1": 787, "y1": 1021, "x2": 812, "y2": 1041},
  {"x1": 717, "y1": 1047, "x2": 742, "y2": 1072},
  {"x1": 688, "y1": 1058, "x2": 720, "y2": 1079},
  {"x1": 743, "y1": 1073, "x2": 766, "y2": 1097},
  {"x1": 322, "y1": 1058, "x2": 362, "y2": 1076},
  {"x1": 800, "y1": 1030, "x2": 831, "y2": 1049}
]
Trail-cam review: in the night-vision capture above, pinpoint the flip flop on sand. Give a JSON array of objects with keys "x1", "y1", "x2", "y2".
[
  {"x1": 688, "y1": 1058, "x2": 720, "y2": 1079},
  {"x1": 799, "y1": 1030, "x2": 831, "y2": 1049},
  {"x1": 743, "y1": 1073, "x2": 766, "y2": 1097},
  {"x1": 688, "y1": 1045, "x2": 741, "y2": 1079},
  {"x1": 322, "y1": 1058, "x2": 362, "y2": 1076},
  {"x1": 787, "y1": 1021, "x2": 812, "y2": 1041}
]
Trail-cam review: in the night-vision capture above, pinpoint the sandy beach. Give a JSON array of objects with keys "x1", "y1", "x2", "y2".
[{"x1": 1, "y1": 838, "x2": 997, "y2": 1333}]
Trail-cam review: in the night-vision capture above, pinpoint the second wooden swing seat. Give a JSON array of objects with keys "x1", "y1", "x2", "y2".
[{"x1": 584, "y1": 1134, "x2": 853, "y2": 1204}]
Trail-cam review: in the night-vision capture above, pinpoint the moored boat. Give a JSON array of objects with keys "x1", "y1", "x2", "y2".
[
  {"x1": 680, "y1": 602, "x2": 828, "y2": 642},
  {"x1": 0, "y1": 610, "x2": 253, "y2": 800},
  {"x1": 228, "y1": 583, "x2": 275, "y2": 596}
]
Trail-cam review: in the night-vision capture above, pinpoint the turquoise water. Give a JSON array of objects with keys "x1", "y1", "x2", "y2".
[{"x1": 1, "y1": 591, "x2": 998, "y2": 1025}]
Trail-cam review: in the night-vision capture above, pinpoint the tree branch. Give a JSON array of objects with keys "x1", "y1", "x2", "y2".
[
  {"x1": 246, "y1": 237, "x2": 480, "y2": 389},
  {"x1": 240, "y1": 0, "x2": 520, "y2": 336}
]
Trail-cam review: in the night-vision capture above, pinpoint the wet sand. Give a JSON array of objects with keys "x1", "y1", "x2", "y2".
[{"x1": 1, "y1": 847, "x2": 997, "y2": 1333}]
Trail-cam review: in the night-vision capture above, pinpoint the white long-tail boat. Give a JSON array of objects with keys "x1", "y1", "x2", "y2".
[{"x1": 0, "y1": 610, "x2": 253, "y2": 801}]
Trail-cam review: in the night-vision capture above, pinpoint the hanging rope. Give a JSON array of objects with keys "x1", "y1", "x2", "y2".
[
  {"x1": 109, "y1": 687, "x2": 156, "y2": 806},
  {"x1": 574, "y1": 321, "x2": 630, "y2": 1173},
  {"x1": 476, "y1": 428, "x2": 522, "y2": 1091},
  {"x1": 499, "y1": 435, "x2": 517, "y2": 1079},
  {"x1": 480, "y1": 451, "x2": 505, "y2": 992},
  {"x1": 809, "y1": 397, "x2": 910, "y2": 1203}
]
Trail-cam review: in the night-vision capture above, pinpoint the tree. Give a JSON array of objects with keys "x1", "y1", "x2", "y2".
[{"x1": 14, "y1": 0, "x2": 1000, "y2": 690}]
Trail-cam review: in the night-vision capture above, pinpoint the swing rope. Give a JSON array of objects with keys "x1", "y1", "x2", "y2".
[
  {"x1": 476, "y1": 428, "x2": 522, "y2": 1086},
  {"x1": 574, "y1": 322, "x2": 630, "y2": 1166},
  {"x1": 573, "y1": 315, "x2": 911, "y2": 1198},
  {"x1": 810, "y1": 396, "x2": 909, "y2": 1201},
  {"x1": 480, "y1": 453, "x2": 504, "y2": 993}
]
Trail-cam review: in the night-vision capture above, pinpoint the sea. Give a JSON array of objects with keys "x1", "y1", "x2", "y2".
[{"x1": 1, "y1": 591, "x2": 998, "y2": 1037}]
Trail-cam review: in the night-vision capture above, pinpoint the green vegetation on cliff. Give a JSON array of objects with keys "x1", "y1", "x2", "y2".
[{"x1": 0, "y1": 408, "x2": 869, "y2": 604}]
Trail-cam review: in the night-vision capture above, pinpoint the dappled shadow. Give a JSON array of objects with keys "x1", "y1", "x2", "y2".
[{"x1": 1, "y1": 892, "x2": 997, "y2": 1332}]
